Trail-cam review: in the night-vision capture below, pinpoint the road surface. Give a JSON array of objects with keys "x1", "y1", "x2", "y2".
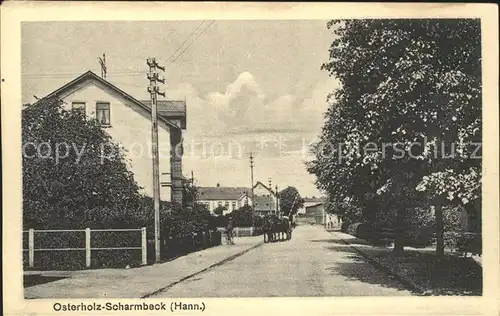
[{"x1": 153, "y1": 225, "x2": 412, "y2": 297}]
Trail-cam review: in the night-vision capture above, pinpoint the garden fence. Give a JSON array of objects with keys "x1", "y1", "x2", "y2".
[{"x1": 23, "y1": 228, "x2": 147, "y2": 268}]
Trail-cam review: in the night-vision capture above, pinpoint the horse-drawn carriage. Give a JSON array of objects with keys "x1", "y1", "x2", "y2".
[{"x1": 262, "y1": 215, "x2": 293, "y2": 243}]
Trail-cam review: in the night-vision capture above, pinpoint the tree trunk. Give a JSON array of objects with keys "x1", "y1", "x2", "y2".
[
  {"x1": 393, "y1": 208, "x2": 405, "y2": 256},
  {"x1": 393, "y1": 234, "x2": 405, "y2": 255},
  {"x1": 435, "y1": 203, "x2": 444, "y2": 258}
]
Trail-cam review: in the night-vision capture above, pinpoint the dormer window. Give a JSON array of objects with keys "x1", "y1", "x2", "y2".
[{"x1": 96, "y1": 102, "x2": 110, "y2": 126}]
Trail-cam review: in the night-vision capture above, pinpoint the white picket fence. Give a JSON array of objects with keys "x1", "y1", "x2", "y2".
[{"x1": 23, "y1": 228, "x2": 147, "y2": 268}]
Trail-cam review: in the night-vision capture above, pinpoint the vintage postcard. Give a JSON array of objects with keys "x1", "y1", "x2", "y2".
[{"x1": 2, "y1": 2, "x2": 499, "y2": 316}]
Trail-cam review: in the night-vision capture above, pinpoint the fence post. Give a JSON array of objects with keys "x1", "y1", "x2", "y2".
[
  {"x1": 28, "y1": 229, "x2": 35, "y2": 268},
  {"x1": 85, "y1": 228, "x2": 91, "y2": 268},
  {"x1": 141, "y1": 227, "x2": 147, "y2": 265}
]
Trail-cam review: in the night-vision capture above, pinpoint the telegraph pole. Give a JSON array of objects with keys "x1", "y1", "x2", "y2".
[
  {"x1": 249, "y1": 152, "x2": 255, "y2": 219},
  {"x1": 147, "y1": 57, "x2": 165, "y2": 263},
  {"x1": 275, "y1": 184, "x2": 279, "y2": 217}
]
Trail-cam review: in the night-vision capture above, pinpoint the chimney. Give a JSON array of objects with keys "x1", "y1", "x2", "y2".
[{"x1": 217, "y1": 183, "x2": 220, "y2": 187}]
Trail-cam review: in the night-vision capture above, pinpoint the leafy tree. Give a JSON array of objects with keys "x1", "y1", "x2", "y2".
[
  {"x1": 279, "y1": 186, "x2": 304, "y2": 217},
  {"x1": 213, "y1": 205, "x2": 227, "y2": 216},
  {"x1": 182, "y1": 176, "x2": 199, "y2": 208},
  {"x1": 308, "y1": 19, "x2": 481, "y2": 256},
  {"x1": 230, "y1": 204, "x2": 261, "y2": 227},
  {"x1": 22, "y1": 97, "x2": 143, "y2": 229}
]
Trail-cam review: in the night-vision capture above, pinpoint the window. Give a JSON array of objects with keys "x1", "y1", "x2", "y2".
[
  {"x1": 72, "y1": 102, "x2": 86, "y2": 116},
  {"x1": 218, "y1": 201, "x2": 222, "y2": 207},
  {"x1": 96, "y1": 102, "x2": 110, "y2": 125},
  {"x1": 224, "y1": 202, "x2": 230, "y2": 209},
  {"x1": 232, "y1": 202, "x2": 237, "y2": 210}
]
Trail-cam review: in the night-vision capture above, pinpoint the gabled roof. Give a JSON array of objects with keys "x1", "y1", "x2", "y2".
[
  {"x1": 254, "y1": 181, "x2": 275, "y2": 195},
  {"x1": 197, "y1": 187, "x2": 250, "y2": 201},
  {"x1": 31, "y1": 71, "x2": 185, "y2": 130}
]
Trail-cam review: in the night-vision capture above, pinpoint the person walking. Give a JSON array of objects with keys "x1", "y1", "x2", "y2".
[{"x1": 225, "y1": 216, "x2": 235, "y2": 245}]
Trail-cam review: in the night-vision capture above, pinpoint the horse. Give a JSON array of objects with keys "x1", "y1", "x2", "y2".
[
  {"x1": 272, "y1": 217, "x2": 292, "y2": 241},
  {"x1": 262, "y1": 216, "x2": 274, "y2": 243},
  {"x1": 263, "y1": 215, "x2": 293, "y2": 242},
  {"x1": 279, "y1": 217, "x2": 292, "y2": 240}
]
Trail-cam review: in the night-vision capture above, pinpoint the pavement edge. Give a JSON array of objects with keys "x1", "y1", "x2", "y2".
[
  {"x1": 141, "y1": 241, "x2": 264, "y2": 298},
  {"x1": 333, "y1": 232, "x2": 426, "y2": 295}
]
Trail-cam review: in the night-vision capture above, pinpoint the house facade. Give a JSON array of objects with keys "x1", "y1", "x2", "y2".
[
  {"x1": 297, "y1": 196, "x2": 326, "y2": 215},
  {"x1": 252, "y1": 181, "x2": 278, "y2": 216},
  {"x1": 305, "y1": 203, "x2": 325, "y2": 224},
  {"x1": 197, "y1": 181, "x2": 278, "y2": 216},
  {"x1": 32, "y1": 71, "x2": 186, "y2": 203},
  {"x1": 197, "y1": 185, "x2": 251, "y2": 215}
]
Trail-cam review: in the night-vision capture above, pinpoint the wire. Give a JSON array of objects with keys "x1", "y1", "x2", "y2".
[
  {"x1": 161, "y1": 21, "x2": 206, "y2": 66},
  {"x1": 164, "y1": 20, "x2": 216, "y2": 68},
  {"x1": 22, "y1": 21, "x2": 217, "y2": 79},
  {"x1": 22, "y1": 72, "x2": 146, "y2": 79}
]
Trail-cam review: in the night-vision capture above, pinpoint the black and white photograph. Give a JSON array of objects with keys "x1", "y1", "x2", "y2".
[{"x1": 2, "y1": 2, "x2": 499, "y2": 315}]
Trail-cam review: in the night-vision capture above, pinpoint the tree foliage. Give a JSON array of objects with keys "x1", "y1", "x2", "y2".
[
  {"x1": 22, "y1": 97, "x2": 143, "y2": 229},
  {"x1": 279, "y1": 186, "x2": 304, "y2": 216},
  {"x1": 308, "y1": 19, "x2": 481, "y2": 255},
  {"x1": 213, "y1": 205, "x2": 227, "y2": 216}
]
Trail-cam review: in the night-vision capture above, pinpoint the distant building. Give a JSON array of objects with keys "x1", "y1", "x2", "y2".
[
  {"x1": 252, "y1": 181, "x2": 278, "y2": 216},
  {"x1": 197, "y1": 181, "x2": 278, "y2": 216},
  {"x1": 305, "y1": 203, "x2": 324, "y2": 224},
  {"x1": 297, "y1": 196, "x2": 326, "y2": 215},
  {"x1": 197, "y1": 184, "x2": 250, "y2": 215},
  {"x1": 303, "y1": 202, "x2": 340, "y2": 227}
]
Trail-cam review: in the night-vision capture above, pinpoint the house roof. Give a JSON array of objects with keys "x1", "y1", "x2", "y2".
[
  {"x1": 304, "y1": 196, "x2": 326, "y2": 203},
  {"x1": 140, "y1": 100, "x2": 187, "y2": 129},
  {"x1": 198, "y1": 181, "x2": 278, "y2": 201},
  {"x1": 254, "y1": 181, "x2": 275, "y2": 195},
  {"x1": 30, "y1": 71, "x2": 185, "y2": 130},
  {"x1": 197, "y1": 187, "x2": 250, "y2": 201},
  {"x1": 305, "y1": 202, "x2": 324, "y2": 210}
]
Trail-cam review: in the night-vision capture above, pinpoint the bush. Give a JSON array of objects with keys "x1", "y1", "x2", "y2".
[
  {"x1": 213, "y1": 206, "x2": 226, "y2": 216},
  {"x1": 406, "y1": 225, "x2": 435, "y2": 248},
  {"x1": 341, "y1": 221, "x2": 351, "y2": 233},
  {"x1": 346, "y1": 222, "x2": 379, "y2": 241},
  {"x1": 355, "y1": 223, "x2": 377, "y2": 240},
  {"x1": 456, "y1": 232, "x2": 482, "y2": 255},
  {"x1": 444, "y1": 231, "x2": 462, "y2": 250}
]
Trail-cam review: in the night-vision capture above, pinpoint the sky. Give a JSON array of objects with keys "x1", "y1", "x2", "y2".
[{"x1": 21, "y1": 20, "x2": 339, "y2": 197}]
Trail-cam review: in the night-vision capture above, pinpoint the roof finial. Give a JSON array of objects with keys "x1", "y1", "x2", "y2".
[{"x1": 98, "y1": 53, "x2": 107, "y2": 79}]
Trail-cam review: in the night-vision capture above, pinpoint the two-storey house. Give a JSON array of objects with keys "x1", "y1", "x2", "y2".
[{"x1": 31, "y1": 71, "x2": 186, "y2": 203}]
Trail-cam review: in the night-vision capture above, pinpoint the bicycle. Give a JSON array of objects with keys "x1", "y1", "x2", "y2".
[{"x1": 224, "y1": 229, "x2": 235, "y2": 245}]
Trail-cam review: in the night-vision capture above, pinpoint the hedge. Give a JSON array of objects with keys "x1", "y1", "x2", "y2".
[
  {"x1": 456, "y1": 232, "x2": 482, "y2": 255},
  {"x1": 23, "y1": 201, "x2": 222, "y2": 270},
  {"x1": 23, "y1": 229, "x2": 222, "y2": 270},
  {"x1": 340, "y1": 221, "x2": 351, "y2": 233},
  {"x1": 345, "y1": 222, "x2": 434, "y2": 248}
]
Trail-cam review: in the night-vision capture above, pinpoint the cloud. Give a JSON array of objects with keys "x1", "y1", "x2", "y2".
[
  {"x1": 169, "y1": 72, "x2": 339, "y2": 138},
  {"x1": 206, "y1": 71, "x2": 265, "y2": 114},
  {"x1": 166, "y1": 73, "x2": 334, "y2": 197}
]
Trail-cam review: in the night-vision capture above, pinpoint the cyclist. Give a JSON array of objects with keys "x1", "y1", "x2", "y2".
[{"x1": 225, "y1": 216, "x2": 235, "y2": 245}]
